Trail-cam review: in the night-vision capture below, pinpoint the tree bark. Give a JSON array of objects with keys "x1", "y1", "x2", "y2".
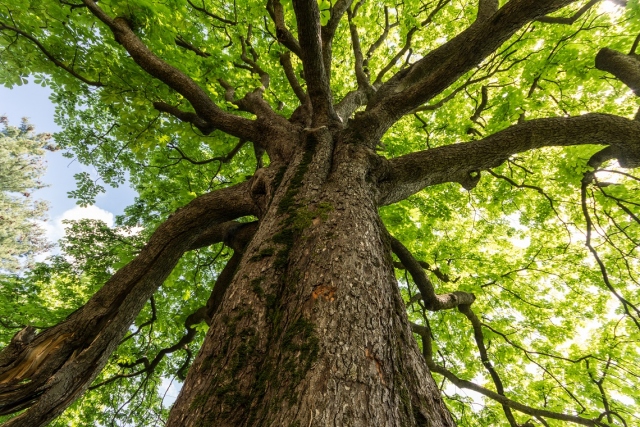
[
  {"x1": 596, "y1": 47, "x2": 640, "y2": 95},
  {"x1": 166, "y1": 128, "x2": 455, "y2": 426},
  {"x1": 0, "y1": 184, "x2": 257, "y2": 426}
]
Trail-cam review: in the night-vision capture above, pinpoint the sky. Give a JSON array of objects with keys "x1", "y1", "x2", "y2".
[{"x1": 0, "y1": 81, "x2": 137, "y2": 243}]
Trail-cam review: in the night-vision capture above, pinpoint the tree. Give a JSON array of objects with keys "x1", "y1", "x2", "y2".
[
  {"x1": 0, "y1": 0, "x2": 639, "y2": 425},
  {"x1": 0, "y1": 117, "x2": 52, "y2": 272}
]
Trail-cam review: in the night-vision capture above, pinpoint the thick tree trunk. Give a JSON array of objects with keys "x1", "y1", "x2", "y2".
[{"x1": 167, "y1": 129, "x2": 455, "y2": 426}]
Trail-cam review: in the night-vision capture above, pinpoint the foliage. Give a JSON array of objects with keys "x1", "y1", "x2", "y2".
[
  {"x1": 0, "y1": 0, "x2": 639, "y2": 426},
  {"x1": 0, "y1": 117, "x2": 53, "y2": 271}
]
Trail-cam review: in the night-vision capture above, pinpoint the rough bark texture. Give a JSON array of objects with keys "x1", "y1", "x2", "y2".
[
  {"x1": 166, "y1": 129, "x2": 455, "y2": 426},
  {"x1": 596, "y1": 48, "x2": 640, "y2": 95}
]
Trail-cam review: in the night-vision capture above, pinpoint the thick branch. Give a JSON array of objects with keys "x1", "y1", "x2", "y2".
[
  {"x1": 266, "y1": 0, "x2": 302, "y2": 57},
  {"x1": 217, "y1": 78, "x2": 281, "y2": 120},
  {"x1": 596, "y1": 47, "x2": 640, "y2": 95},
  {"x1": 279, "y1": 52, "x2": 308, "y2": 105},
  {"x1": 0, "y1": 182, "x2": 257, "y2": 426},
  {"x1": 349, "y1": 0, "x2": 579, "y2": 145},
  {"x1": 334, "y1": 89, "x2": 369, "y2": 122},
  {"x1": 292, "y1": 0, "x2": 337, "y2": 125},
  {"x1": 153, "y1": 102, "x2": 215, "y2": 135},
  {"x1": 537, "y1": 0, "x2": 600, "y2": 24},
  {"x1": 378, "y1": 113, "x2": 640, "y2": 206},
  {"x1": 81, "y1": 0, "x2": 262, "y2": 143}
]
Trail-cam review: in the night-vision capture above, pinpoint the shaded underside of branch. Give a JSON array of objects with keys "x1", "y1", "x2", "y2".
[{"x1": 377, "y1": 113, "x2": 640, "y2": 206}]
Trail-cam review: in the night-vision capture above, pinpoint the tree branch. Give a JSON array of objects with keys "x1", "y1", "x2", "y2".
[
  {"x1": 119, "y1": 297, "x2": 157, "y2": 344},
  {"x1": 90, "y1": 221, "x2": 258, "y2": 390},
  {"x1": 457, "y1": 304, "x2": 520, "y2": 427},
  {"x1": 377, "y1": 113, "x2": 640, "y2": 206},
  {"x1": 389, "y1": 235, "x2": 475, "y2": 311},
  {"x1": 152, "y1": 102, "x2": 216, "y2": 135},
  {"x1": 581, "y1": 149, "x2": 640, "y2": 330},
  {"x1": 320, "y1": 0, "x2": 354, "y2": 81},
  {"x1": 186, "y1": 0, "x2": 237, "y2": 25},
  {"x1": 292, "y1": 0, "x2": 337, "y2": 125},
  {"x1": 167, "y1": 139, "x2": 246, "y2": 166},
  {"x1": 279, "y1": 52, "x2": 308, "y2": 105},
  {"x1": 0, "y1": 22, "x2": 103, "y2": 87},
  {"x1": 321, "y1": 0, "x2": 352, "y2": 46},
  {"x1": 411, "y1": 323, "x2": 612, "y2": 427},
  {"x1": 347, "y1": 8, "x2": 371, "y2": 89},
  {"x1": 217, "y1": 78, "x2": 281, "y2": 120},
  {"x1": 334, "y1": 89, "x2": 369, "y2": 122},
  {"x1": 175, "y1": 35, "x2": 211, "y2": 58},
  {"x1": 81, "y1": 0, "x2": 263, "y2": 143},
  {"x1": 364, "y1": 6, "x2": 394, "y2": 70},
  {"x1": 204, "y1": 222, "x2": 258, "y2": 320},
  {"x1": 0, "y1": 182, "x2": 258, "y2": 426},
  {"x1": 266, "y1": 0, "x2": 302, "y2": 57},
  {"x1": 349, "y1": 0, "x2": 579, "y2": 145},
  {"x1": 238, "y1": 28, "x2": 270, "y2": 90},
  {"x1": 536, "y1": 0, "x2": 600, "y2": 24},
  {"x1": 596, "y1": 47, "x2": 640, "y2": 95}
]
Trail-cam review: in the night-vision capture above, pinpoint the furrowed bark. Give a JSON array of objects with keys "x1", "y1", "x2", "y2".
[
  {"x1": 165, "y1": 127, "x2": 456, "y2": 427},
  {"x1": 292, "y1": 0, "x2": 337, "y2": 125},
  {"x1": 377, "y1": 113, "x2": 640, "y2": 206},
  {"x1": 0, "y1": 182, "x2": 257, "y2": 426},
  {"x1": 347, "y1": 0, "x2": 580, "y2": 145}
]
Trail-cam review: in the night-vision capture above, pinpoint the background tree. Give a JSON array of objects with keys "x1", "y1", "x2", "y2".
[
  {"x1": 0, "y1": 117, "x2": 52, "y2": 272},
  {"x1": 0, "y1": 0, "x2": 639, "y2": 426}
]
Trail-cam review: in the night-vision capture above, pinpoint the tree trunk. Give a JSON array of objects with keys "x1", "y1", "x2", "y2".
[{"x1": 167, "y1": 128, "x2": 455, "y2": 426}]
